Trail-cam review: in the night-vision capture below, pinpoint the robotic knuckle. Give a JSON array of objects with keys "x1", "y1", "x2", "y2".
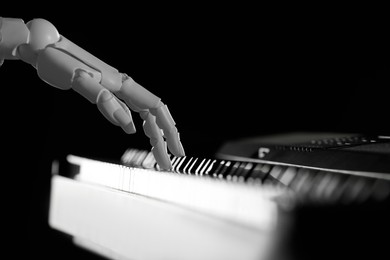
[{"x1": 26, "y1": 19, "x2": 60, "y2": 52}]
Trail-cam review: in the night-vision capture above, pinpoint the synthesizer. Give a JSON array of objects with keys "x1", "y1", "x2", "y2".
[{"x1": 48, "y1": 132, "x2": 390, "y2": 260}]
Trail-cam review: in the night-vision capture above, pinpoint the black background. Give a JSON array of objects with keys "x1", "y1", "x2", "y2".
[{"x1": 1, "y1": 5, "x2": 389, "y2": 259}]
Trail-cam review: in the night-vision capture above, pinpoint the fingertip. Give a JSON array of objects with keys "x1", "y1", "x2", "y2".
[
  {"x1": 176, "y1": 143, "x2": 185, "y2": 157},
  {"x1": 152, "y1": 148, "x2": 172, "y2": 171},
  {"x1": 156, "y1": 158, "x2": 172, "y2": 171},
  {"x1": 114, "y1": 110, "x2": 136, "y2": 134},
  {"x1": 123, "y1": 123, "x2": 136, "y2": 134}
]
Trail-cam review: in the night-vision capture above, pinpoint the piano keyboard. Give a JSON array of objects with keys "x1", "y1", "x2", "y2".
[
  {"x1": 49, "y1": 148, "x2": 390, "y2": 260},
  {"x1": 66, "y1": 153, "x2": 286, "y2": 230},
  {"x1": 120, "y1": 148, "x2": 390, "y2": 204}
]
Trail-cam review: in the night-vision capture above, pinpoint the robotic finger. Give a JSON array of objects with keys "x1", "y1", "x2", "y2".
[
  {"x1": 151, "y1": 104, "x2": 185, "y2": 157},
  {"x1": 98, "y1": 90, "x2": 136, "y2": 134},
  {"x1": 140, "y1": 110, "x2": 172, "y2": 170},
  {"x1": 73, "y1": 71, "x2": 136, "y2": 134},
  {"x1": 119, "y1": 77, "x2": 185, "y2": 158}
]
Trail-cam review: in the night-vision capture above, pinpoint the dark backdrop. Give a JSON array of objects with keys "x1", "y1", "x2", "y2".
[{"x1": 1, "y1": 6, "x2": 388, "y2": 259}]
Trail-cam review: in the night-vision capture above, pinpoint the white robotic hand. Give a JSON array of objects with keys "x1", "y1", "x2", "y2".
[{"x1": 0, "y1": 17, "x2": 185, "y2": 170}]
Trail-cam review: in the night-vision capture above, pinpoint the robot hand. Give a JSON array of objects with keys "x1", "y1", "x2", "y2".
[{"x1": 0, "y1": 17, "x2": 185, "y2": 170}]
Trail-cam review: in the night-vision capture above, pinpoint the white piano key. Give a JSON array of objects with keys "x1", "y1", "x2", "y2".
[
  {"x1": 49, "y1": 175, "x2": 278, "y2": 260},
  {"x1": 66, "y1": 155, "x2": 287, "y2": 230}
]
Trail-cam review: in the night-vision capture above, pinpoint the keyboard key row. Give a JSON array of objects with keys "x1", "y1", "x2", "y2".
[{"x1": 121, "y1": 149, "x2": 390, "y2": 203}]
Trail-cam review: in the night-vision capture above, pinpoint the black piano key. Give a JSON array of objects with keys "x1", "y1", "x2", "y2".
[
  {"x1": 322, "y1": 174, "x2": 351, "y2": 202},
  {"x1": 200, "y1": 159, "x2": 213, "y2": 176},
  {"x1": 319, "y1": 172, "x2": 342, "y2": 200},
  {"x1": 218, "y1": 160, "x2": 234, "y2": 179},
  {"x1": 268, "y1": 165, "x2": 285, "y2": 180},
  {"x1": 210, "y1": 160, "x2": 225, "y2": 178},
  {"x1": 305, "y1": 171, "x2": 329, "y2": 194},
  {"x1": 334, "y1": 175, "x2": 388, "y2": 204},
  {"x1": 189, "y1": 158, "x2": 207, "y2": 176},
  {"x1": 308, "y1": 171, "x2": 334, "y2": 199},
  {"x1": 203, "y1": 159, "x2": 217, "y2": 176},
  {"x1": 302, "y1": 171, "x2": 340, "y2": 202},
  {"x1": 231, "y1": 162, "x2": 253, "y2": 182},
  {"x1": 170, "y1": 156, "x2": 179, "y2": 171},
  {"x1": 234, "y1": 162, "x2": 254, "y2": 182},
  {"x1": 266, "y1": 165, "x2": 288, "y2": 186},
  {"x1": 172, "y1": 156, "x2": 186, "y2": 172},
  {"x1": 182, "y1": 157, "x2": 195, "y2": 174},
  {"x1": 340, "y1": 175, "x2": 371, "y2": 203},
  {"x1": 198, "y1": 159, "x2": 213, "y2": 176},
  {"x1": 246, "y1": 164, "x2": 261, "y2": 181},
  {"x1": 225, "y1": 161, "x2": 241, "y2": 181},
  {"x1": 278, "y1": 166, "x2": 298, "y2": 187},
  {"x1": 260, "y1": 164, "x2": 273, "y2": 181},
  {"x1": 233, "y1": 162, "x2": 249, "y2": 177},
  {"x1": 300, "y1": 170, "x2": 322, "y2": 195},
  {"x1": 170, "y1": 156, "x2": 179, "y2": 169},
  {"x1": 317, "y1": 174, "x2": 360, "y2": 204},
  {"x1": 183, "y1": 157, "x2": 212, "y2": 176},
  {"x1": 288, "y1": 168, "x2": 315, "y2": 192},
  {"x1": 208, "y1": 160, "x2": 226, "y2": 178},
  {"x1": 247, "y1": 163, "x2": 272, "y2": 182},
  {"x1": 231, "y1": 162, "x2": 254, "y2": 182},
  {"x1": 246, "y1": 163, "x2": 267, "y2": 185},
  {"x1": 186, "y1": 157, "x2": 199, "y2": 175},
  {"x1": 236, "y1": 162, "x2": 254, "y2": 181},
  {"x1": 302, "y1": 171, "x2": 377, "y2": 204},
  {"x1": 175, "y1": 156, "x2": 191, "y2": 174}
]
